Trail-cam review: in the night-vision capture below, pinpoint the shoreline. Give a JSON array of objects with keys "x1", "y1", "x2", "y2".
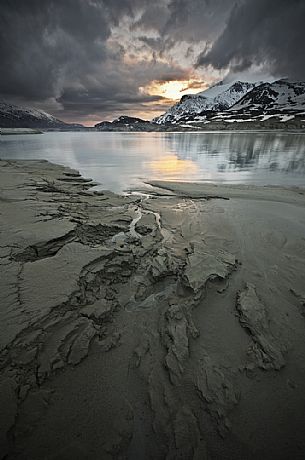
[
  {"x1": 1, "y1": 159, "x2": 305, "y2": 459},
  {"x1": 0, "y1": 128, "x2": 43, "y2": 135},
  {"x1": 1, "y1": 126, "x2": 305, "y2": 135}
]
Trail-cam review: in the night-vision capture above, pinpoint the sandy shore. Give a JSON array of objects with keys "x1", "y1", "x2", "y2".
[{"x1": 1, "y1": 159, "x2": 305, "y2": 460}]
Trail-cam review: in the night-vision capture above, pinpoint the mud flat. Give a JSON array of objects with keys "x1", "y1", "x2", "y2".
[{"x1": 1, "y1": 159, "x2": 305, "y2": 460}]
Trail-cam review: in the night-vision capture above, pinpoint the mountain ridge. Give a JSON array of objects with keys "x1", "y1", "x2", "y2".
[
  {"x1": 153, "y1": 79, "x2": 305, "y2": 128},
  {"x1": 153, "y1": 80, "x2": 259, "y2": 124},
  {"x1": 95, "y1": 115, "x2": 151, "y2": 131},
  {"x1": 2, "y1": 79, "x2": 305, "y2": 131},
  {"x1": 0, "y1": 101, "x2": 84, "y2": 129},
  {"x1": 230, "y1": 79, "x2": 305, "y2": 112}
]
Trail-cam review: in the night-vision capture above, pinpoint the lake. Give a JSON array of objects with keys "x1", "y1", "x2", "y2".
[{"x1": 0, "y1": 131, "x2": 304, "y2": 192}]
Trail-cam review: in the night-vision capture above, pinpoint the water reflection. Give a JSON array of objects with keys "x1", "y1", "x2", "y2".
[
  {"x1": 166, "y1": 132, "x2": 305, "y2": 177},
  {"x1": 0, "y1": 131, "x2": 304, "y2": 192},
  {"x1": 148, "y1": 155, "x2": 199, "y2": 179}
]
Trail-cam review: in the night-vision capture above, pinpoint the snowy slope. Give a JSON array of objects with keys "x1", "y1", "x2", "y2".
[
  {"x1": 154, "y1": 81, "x2": 258, "y2": 124},
  {"x1": 0, "y1": 101, "x2": 81, "y2": 129},
  {"x1": 231, "y1": 80, "x2": 305, "y2": 112}
]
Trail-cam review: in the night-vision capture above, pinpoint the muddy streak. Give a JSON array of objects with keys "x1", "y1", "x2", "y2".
[{"x1": 1, "y1": 160, "x2": 305, "y2": 460}]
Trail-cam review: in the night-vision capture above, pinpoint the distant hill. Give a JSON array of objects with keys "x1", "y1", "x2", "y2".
[
  {"x1": 95, "y1": 115, "x2": 153, "y2": 131},
  {"x1": 0, "y1": 101, "x2": 84, "y2": 130}
]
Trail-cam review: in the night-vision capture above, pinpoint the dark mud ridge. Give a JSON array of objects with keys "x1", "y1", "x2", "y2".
[{"x1": 1, "y1": 159, "x2": 305, "y2": 459}]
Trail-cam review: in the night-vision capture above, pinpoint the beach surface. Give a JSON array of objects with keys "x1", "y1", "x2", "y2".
[{"x1": 1, "y1": 159, "x2": 305, "y2": 460}]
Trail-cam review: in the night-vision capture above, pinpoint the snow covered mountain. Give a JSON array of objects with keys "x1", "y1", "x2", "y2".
[
  {"x1": 230, "y1": 79, "x2": 305, "y2": 113},
  {"x1": 153, "y1": 79, "x2": 305, "y2": 127},
  {"x1": 154, "y1": 81, "x2": 258, "y2": 124},
  {"x1": 0, "y1": 101, "x2": 83, "y2": 129}
]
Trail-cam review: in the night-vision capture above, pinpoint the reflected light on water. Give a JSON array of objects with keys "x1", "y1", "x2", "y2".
[
  {"x1": 147, "y1": 154, "x2": 199, "y2": 179},
  {"x1": 0, "y1": 131, "x2": 304, "y2": 192}
]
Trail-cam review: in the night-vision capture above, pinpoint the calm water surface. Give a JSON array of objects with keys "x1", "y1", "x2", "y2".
[{"x1": 0, "y1": 131, "x2": 304, "y2": 192}]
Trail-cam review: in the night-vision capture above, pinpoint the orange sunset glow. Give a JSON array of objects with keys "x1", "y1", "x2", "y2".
[
  {"x1": 141, "y1": 79, "x2": 208, "y2": 102},
  {"x1": 148, "y1": 155, "x2": 199, "y2": 179}
]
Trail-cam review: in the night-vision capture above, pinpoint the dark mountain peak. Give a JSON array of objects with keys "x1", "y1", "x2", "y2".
[
  {"x1": 95, "y1": 115, "x2": 151, "y2": 131},
  {"x1": 180, "y1": 94, "x2": 198, "y2": 103},
  {"x1": 229, "y1": 81, "x2": 255, "y2": 92},
  {"x1": 231, "y1": 79, "x2": 305, "y2": 113},
  {"x1": 0, "y1": 101, "x2": 83, "y2": 129},
  {"x1": 113, "y1": 115, "x2": 149, "y2": 125}
]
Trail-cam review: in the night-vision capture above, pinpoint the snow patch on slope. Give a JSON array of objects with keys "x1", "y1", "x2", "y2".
[
  {"x1": 154, "y1": 81, "x2": 259, "y2": 124},
  {"x1": 231, "y1": 80, "x2": 305, "y2": 112},
  {"x1": 0, "y1": 101, "x2": 73, "y2": 128},
  {"x1": 0, "y1": 102, "x2": 58, "y2": 122}
]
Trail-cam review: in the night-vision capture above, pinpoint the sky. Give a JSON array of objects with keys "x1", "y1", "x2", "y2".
[{"x1": 1, "y1": 0, "x2": 304, "y2": 126}]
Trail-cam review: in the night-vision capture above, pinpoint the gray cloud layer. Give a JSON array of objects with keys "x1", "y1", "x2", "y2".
[
  {"x1": 0, "y1": 0, "x2": 304, "y2": 123},
  {"x1": 197, "y1": 0, "x2": 305, "y2": 79},
  {"x1": 0, "y1": 0, "x2": 182, "y2": 121}
]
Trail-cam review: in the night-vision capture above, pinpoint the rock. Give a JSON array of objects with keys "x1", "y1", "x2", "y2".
[
  {"x1": 161, "y1": 304, "x2": 189, "y2": 384},
  {"x1": 183, "y1": 242, "x2": 236, "y2": 294},
  {"x1": 236, "y1": 283, "x2": 285, "y2": 370}
]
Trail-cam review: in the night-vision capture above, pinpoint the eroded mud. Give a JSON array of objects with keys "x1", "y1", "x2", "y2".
[{"x1": 1, "y1": 160, "x2": 305, "y2": 459}]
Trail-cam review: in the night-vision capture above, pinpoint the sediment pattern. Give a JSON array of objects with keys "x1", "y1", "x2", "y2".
[{"x1": 1, "y1": 160, "x2": 305, "y2": 459}]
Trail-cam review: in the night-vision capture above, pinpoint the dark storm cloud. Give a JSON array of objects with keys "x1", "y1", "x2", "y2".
[
  {"x1": 57, "y1": 86, "x2": 164, "y2": 114},
  {"x1": 1, "y1": 0, "x2": 303, "y2": 123},
  {"x1": 0, "y1": 0, "x2": 111, "y2": 100},
  {"x1": 197, "y1": 0, "x2": 305, "y2": 79},
  {"x1": 55, "y1": 55, "x2": 189, "y2": 121},
  {"x1": 134, "y1": 0, "x2": 234, "y2": 43},
  {"x1": 1, "y1": 0, "x2": 197, "y2": 121}
]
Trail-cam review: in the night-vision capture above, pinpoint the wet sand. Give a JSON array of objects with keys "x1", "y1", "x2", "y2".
[{"x1": 1, "y1": 159, "x2": 305, "y2": 460}]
